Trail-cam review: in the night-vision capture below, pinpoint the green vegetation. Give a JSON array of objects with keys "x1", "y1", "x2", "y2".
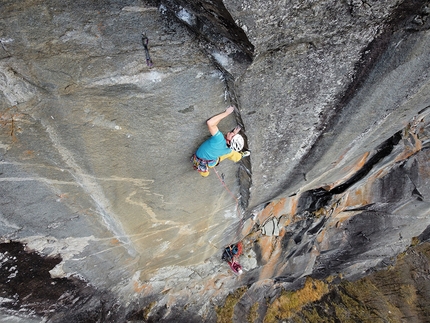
[
  {"x1": 271, "y1": 242, "x2": 430, "y2": 322},
  {"x1": 264, "y1": 277, "x2": 329, "y2": 323},
  {"x1": 143, "y1": 302, "x2": 156, "y2": 321},
  {"x1": 212, "y1": 242, "x2": 430, "y2": 323},
  {"x1": 248, "y1": 302, "x2": 259, "y2": 323},
  {"x1": 216, "y1": 287, "x2": 248, "y2": 323}
]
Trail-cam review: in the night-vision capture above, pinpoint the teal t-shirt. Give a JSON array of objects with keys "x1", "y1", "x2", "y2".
[{"x1": 196, "y1": 130, "x2": 232, "y2": 164}]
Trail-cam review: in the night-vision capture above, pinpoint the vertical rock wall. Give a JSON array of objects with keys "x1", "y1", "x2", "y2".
[
  {"x1": 0, "y1": 0, "x2": 430, "y2": 322},
  {"x1": 0, "y1": 0, "x2": 250, "y2": 320},
  {"x1": 226, "y1": 0, "x2": 430, "y2": 209}
]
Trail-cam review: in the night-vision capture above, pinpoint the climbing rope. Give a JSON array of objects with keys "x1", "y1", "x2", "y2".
[
  {"x1": 213, "y1": 167, "x2": 239, "y2": 205},
  {"x1": 213, "y1": 167, "x2": 248, "y2": 274},
  {"x1": 213, "y1": 167, "x2": 244, "y2": 228}
]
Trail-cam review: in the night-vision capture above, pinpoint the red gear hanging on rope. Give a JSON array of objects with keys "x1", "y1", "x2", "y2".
[{"x1": 222, "y1": 242, "x2": 243, "y2": 275}]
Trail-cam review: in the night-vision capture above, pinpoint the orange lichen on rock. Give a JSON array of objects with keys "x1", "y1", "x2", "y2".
[
  {"x1": 395, "y1": 133, "x2": 422, "y2": 162},
  {"x1": 332, "y1": 213, "x2": 355, "y2": 226},
  {"x1": 272, "y1": 198, "x2": 286, "y2": 217},
  {"x1": 288, "y1": 195, "x2": 299, "y2": 217},
  {"x1": 316, "y1": 228, "x2": 326, "y2": 244},
  {"x1": 344, "y1": 152, "x2": 369, "y2": 173},
  {"x1": 258, "y1": 236, "x2": 276, "y2": 264},
  {"x1": 257, "y1": 198, "x2": 286, "y2": 225},
  {"x1": 240, "y1": 218, "x2": 255, "y2": 238},
  {"x1": 133, "y1": 280, "x2": 149, "y2": 293},
  {"x1": 0, "y1": 107, "x2": 26, "y2": 143},
  {"x1": 259, "y1": 238, "x2": 283, "y2": 280},
  {"x1": 22, "y1": 150, "x2": 35, "y2": 159},
  {"x1": 342, "y1": 188, "x2": 369, "y2": 209},
  {"x1": 317, "y1": 228, "x2": 333, "y2": 252},
  {"x1": 339, "y1": 170, "x2": 381, "y2": 213},
  {"x1": 329, "y1": 152, "x2": 370, "y2": 188},
  {"x1": 282, "y1": 215, "x2": 292, "y2": 227},
  {"x1": 110, "y1": 238, "x2": 120, "y2": 245}
]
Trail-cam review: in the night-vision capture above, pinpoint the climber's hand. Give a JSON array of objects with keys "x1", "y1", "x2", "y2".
[
  {"x1": 232, "y1": 125, "x2": 241, "y2": 134},
  {"x1": 225, "y1": 106, "x2": 235, "y2": 114}
]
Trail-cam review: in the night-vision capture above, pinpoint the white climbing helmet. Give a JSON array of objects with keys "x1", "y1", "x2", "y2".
[{"x1": 230, "y1": 134, "x2": 244, "y2": 151}]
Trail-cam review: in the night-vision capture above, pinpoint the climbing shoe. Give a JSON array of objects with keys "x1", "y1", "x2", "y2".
[{"x1": 241, "y1": 151, "x2": 250, "y2": 157}]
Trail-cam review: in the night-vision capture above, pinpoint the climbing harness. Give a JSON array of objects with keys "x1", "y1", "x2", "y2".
[
  {"x1": 191, "y1": 154, "x2": 217, "y2": 173},
  {"x1": 142, "y1": 32, "x2": 153, "y2": 67},
  {"x1": 222, "y1": 243, "x2": 241, "y2": 261}
]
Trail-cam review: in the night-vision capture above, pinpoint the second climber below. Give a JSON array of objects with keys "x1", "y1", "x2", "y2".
[{"x1": 191, "y1": 106, "x2": 250, "y2": 177}]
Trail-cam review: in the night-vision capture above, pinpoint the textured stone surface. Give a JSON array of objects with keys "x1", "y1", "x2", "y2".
[
  {"x1": 265, "y1": 242, "x2": 430, "y2": 323},
  {"x1": 0, "y1": 0, "x2": 243, "y2": 284},
  {"x1": 0, "y1": 0, "x2": 246, "y2": 320},
  {"x1": 228, "y1": 0, "x2": 430, "y2": 208},
  {"x1": 0, "y1": 0, "x2": 430, "y2": 322}
]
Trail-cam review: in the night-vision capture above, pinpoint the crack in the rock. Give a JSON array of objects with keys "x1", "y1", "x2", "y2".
[
  {"x1": 158, "y1": 0, "x2": 254, "y2": 211},
  {"x1": 297, "y1": 131, "x2": 402, "y2": 214}
]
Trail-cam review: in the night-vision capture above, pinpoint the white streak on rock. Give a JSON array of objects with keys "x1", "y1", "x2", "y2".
[
  {"x1": 212, "y1": 52, "x2": 231, "y2": 68},
  {"x1": 91, "y1": 71, "x2": 165, "y2": 86},
  {"x1": 42, "y1": 124, "x2": 137, "y2": 256},
  {"x1": 121, "y1": 6, "x2": 158, "y2": 12},
  {"x1": 0, "y1": 63, "x2": 38, "y2": 105},
  {"x1": 176, "y1": 8, "x2": 196, "y2": 26}
]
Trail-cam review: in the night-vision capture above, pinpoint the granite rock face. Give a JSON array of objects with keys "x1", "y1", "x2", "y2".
[
  {"x1": 229, "y1": 0, "x2": 430, "y2": 208},
  {"x1": 0, "y1": 0, "x2": 430, "y2": 322}
]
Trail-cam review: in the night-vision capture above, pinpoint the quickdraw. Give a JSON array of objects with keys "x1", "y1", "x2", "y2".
[{"x1": 142, "y1": 32, "x2": 153, "y2": 67}]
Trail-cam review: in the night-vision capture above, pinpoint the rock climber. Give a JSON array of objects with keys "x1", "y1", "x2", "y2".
[{"x1": 191, "y1": 106, "x2": 250, "y2": 177}]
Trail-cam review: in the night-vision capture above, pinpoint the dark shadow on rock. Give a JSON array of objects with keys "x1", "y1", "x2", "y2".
[
  {"x1": 297, "y1": 131, "x2": 402, "y2": 215},
  {"x1": 159, "y1": 0, "x2": 254, "y2": 61},
  {"x1": 418, "y1": 225, "x2": 430, "y2": 242},
  {"x1": 0, "y1": 241, "x2": 123, "y2": 322}
]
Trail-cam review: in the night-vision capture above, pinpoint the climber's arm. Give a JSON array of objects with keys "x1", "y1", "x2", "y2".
[{"x1": 206, "y1": 106, "x2": 235, "y2": 136}]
